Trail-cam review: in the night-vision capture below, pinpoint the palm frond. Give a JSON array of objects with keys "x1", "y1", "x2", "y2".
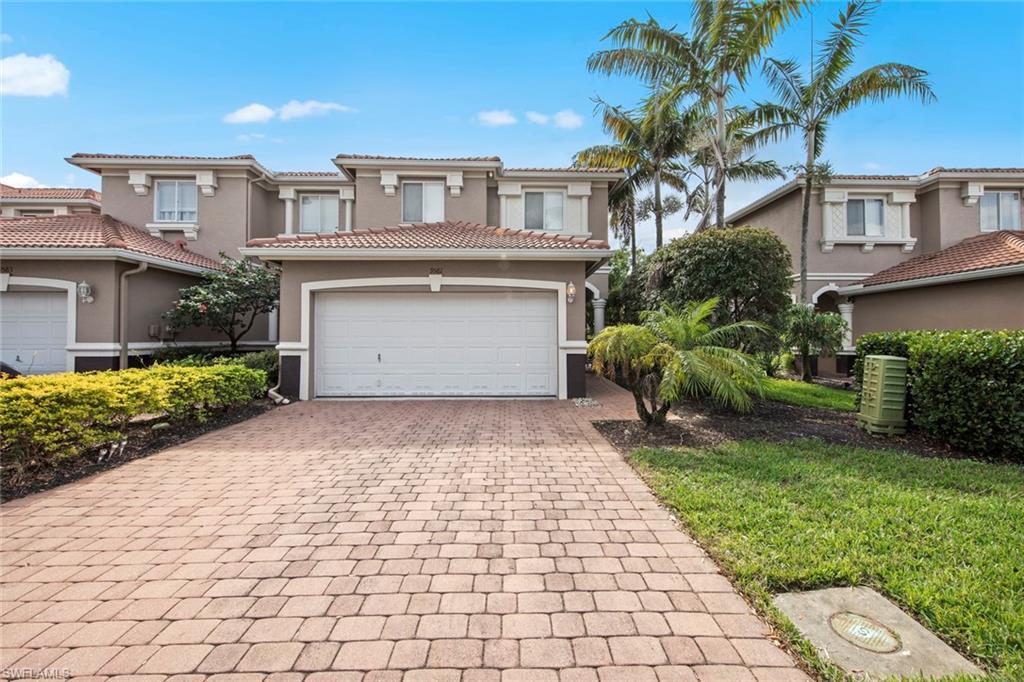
[{"x1": 824, "y1": 62, "x2": 937, "y2": 117}]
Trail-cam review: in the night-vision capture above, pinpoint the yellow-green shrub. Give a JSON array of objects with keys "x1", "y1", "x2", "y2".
[{"x1": 0, "y1": 365, "x2": 266, "y2": 468}]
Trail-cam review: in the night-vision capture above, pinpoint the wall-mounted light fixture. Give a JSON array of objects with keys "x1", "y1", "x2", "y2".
[
  {"x1": 566, "y1": 281, "x2": 577, "y2": 304},
  {"x1": 77, "y1": 281, "x2": 94, "y2": 304}
]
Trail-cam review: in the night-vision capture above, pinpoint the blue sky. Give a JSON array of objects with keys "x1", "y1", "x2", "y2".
[{"x1": 3, "y1": 1, "x2": 1022, "y2": 248}]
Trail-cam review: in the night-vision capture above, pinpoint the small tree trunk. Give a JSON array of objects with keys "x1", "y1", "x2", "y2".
[
  {"x1": 799, "y1": 131, "x2": 816, "y2": 304},
  {"x1": 801, "y1": 344, "x2": 813, "y2": 383},
  {"x1": 629, "y1": 202, "x2": 638, "y2": 270},
  {"x1": 653, "y1": 168, "x2": 664, "y2": 249},
  {"x1": 632, "y1": 387, "x2": 654, "y2": 425},
  {"x1": 714, "y1": 86, "x2": 727, "y2": 229}
]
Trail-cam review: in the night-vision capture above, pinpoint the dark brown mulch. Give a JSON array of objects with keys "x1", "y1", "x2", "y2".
[
  {"x1": 1, "y1": 401, "x2": 275, "y2": 503},
  {"x1": 594, "y1": 397, "x2": 973, "y2": 460}
]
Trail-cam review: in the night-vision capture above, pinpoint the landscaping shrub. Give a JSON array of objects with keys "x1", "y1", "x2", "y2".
[
  {"x1": 0, "y1": 365, "x2": 266, "y2": 469},
  {"x1": 855, "y1": 330, "x2": 1024, "y2": 458},
  {"x1": 165, "y1": 349, "x2": 278, "y2": 386}
]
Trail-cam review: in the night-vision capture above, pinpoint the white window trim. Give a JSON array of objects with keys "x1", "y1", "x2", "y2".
[
  {"x1": 400, "y1": 180, "x2": 445, "y2": 223},
  {"x1": 298, "y1": 193, "x2": 340, "y2": 233},
  {"x1": 152, "y1": 179, "x2": 198, "y2": 224},
  {"x1": 524, "y1": 188, "x2": 568, "y2": 231},
  {"x1": 980, "y1": 190, "x2": 1021, "y2": 232}
]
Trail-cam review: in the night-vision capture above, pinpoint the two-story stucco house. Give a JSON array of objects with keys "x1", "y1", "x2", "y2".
[
  {"x1": 0, "y1": 153, "x2": 620, "y2": 400},
  {"x1": 727, "y1": 167, "x2": 1024, "y2": 374}
]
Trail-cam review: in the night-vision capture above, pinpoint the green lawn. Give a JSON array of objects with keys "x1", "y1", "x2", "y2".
[
  {"x1": 631, "y1": 441, "x2": 1024, "y2": 680},
  {"x1": 762, "y1": 377, "x2": 857, "y2": 411}
]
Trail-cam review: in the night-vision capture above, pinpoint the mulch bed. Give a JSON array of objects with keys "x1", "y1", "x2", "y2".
[
  {"x1": 594, "y1": 397, "x2": 974, "y2": 460},
  {"x1": 1, "y1": 401, "x2": 275, "y2": 502}
]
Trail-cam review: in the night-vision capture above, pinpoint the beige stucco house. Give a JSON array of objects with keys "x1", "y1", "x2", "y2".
[
  {"x1": 727, "y1": 167, "x2": 1024, "y2": 373},
  {"x1": 1, "y1": 153, "x2": 620, "y2": 400},
  {"x1": 0, "y1": 184, "x2": 102, "y2": 218}
]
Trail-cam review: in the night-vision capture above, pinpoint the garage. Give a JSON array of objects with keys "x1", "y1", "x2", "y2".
[
  {"x1": 315, "y1": 291, "x2": 558, "y2": 397},
  {"x1": 0, "y1": 291, "x2": 68, "y2": 374}
]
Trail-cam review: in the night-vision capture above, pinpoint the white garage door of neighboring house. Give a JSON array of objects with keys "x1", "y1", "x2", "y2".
[
  {"x1": 0, "y1": 291, "x2": 68, "y2": 375},
  {"x1": 315, "y1": 292, "x2": 557, "y2": 397}
]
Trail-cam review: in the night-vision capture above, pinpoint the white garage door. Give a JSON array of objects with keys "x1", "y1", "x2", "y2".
[
  {"x1": 315, "y1": 292, "x2": 557, "y2": 397},
  {"x1": 0, "y1": 291, "x2": 68, "y2": 375}
]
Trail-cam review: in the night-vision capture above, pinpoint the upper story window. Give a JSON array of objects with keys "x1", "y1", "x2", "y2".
[
  {"x1": 980, "y1": 191, "x2": 1020, "y2": 231},
  {"x1": 846, "y1": 197, "x2": 884, "y2": 237},
  {"x1": 299, "y1": 194, "x2": 339, "y2": 233},
  {"x1": 402, "y1": 181, "x2": 444, "y2": 223},
  {"x1": 154, "y1": 180, "x2": 197, "y2": 223},
  {"x1": 525, "y1": 190, "x2": 565, "y2": 231}
]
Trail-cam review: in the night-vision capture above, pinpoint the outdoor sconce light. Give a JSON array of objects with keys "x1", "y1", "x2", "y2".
[
  {"x1": 77, "y1": 280, "x2": 94, "y2": 304},
  {"x1": 566, "y1": 281, "x2": 577, "y2": 304}
]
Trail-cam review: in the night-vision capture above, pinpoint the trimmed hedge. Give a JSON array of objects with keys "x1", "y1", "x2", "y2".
[
  {"x1": 166, "y1": 349, "x2": 278, "y2": 386},
  {"x1": 0, "y1": 365, "x2": 266, "y2": 468},
  {"x1": 856, "y1": 330, "x2": 1024, "y2": 459}
]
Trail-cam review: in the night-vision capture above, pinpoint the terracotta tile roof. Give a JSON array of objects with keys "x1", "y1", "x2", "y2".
[
  {"x1": 925, "y1": 166, "x2": 1024, "y2": 175},
  {"x1": 858, "y1": 230, "x2": 1024, "y2": 287},
  {"x1": 0, "y1": 214, "x2": 221, "y2": 270},
  {"x1": 336, "y1": 154, "x2": 502, "y2": 162},
  {"x1": 275, "y1": 171, "x2": 343, "y2": 177},
  {"x1": 70, "y1": 153, "x2": 256, "y2": 161},
  {"x1": 0, "y1": 184, "x2": 101, "y2": 201},
  {"x1": 829, "y1": 174, "x2": 917, "y2": 181},
  {"x1": 504, "y1": 167, "x2": 623, "y2": 174},
  {"x1": 247, "y1": 221, "x2": 610, "y2": 251}
]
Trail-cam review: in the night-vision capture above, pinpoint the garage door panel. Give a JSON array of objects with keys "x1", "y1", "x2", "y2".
[
  {"x1": 0, "y1": 291, "x2": 68, "y2": 375},
  {"x1": 315, "y1": 292, "x2": 557, "y2": 397}
]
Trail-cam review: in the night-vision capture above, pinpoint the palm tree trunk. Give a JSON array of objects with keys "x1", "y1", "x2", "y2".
[
  {"x1": 629, "y1": 204, "x2": 637, "y2": 270},
  {"x1": 799, "y1": 130, "x2": 816, "y2": 304},
  {"x1": 714, "y1": 85, "x2": 727, "y2": 229},
  {"x1": 653, "y1": 167, "x2": 664, "y2": 248}
]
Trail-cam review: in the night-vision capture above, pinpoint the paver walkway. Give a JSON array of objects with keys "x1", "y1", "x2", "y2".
[{"x1": 1, "y1": 377, "x2": 808, "y2": 682}]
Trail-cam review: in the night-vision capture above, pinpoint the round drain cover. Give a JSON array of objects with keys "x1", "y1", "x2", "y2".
[{"x1": 829, "y1": 611, "x2": 901, "y2": 653}]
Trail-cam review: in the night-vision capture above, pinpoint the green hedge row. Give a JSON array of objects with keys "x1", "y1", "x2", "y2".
[
  {"x1": 0, "y1": 365, "x2": 267, "y2": 468},
  {"x1": 856, "y1": 330, "x2": 1024, "y2": 459}
]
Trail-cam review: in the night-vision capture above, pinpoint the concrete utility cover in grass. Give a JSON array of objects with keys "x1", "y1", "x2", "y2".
[{"x1": 774, "y1": 586, "x2": 983, "y2": 679}]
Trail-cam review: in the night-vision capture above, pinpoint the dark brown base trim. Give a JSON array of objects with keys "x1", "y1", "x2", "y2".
[
  {"x1": 279, "y1": 355, "x2": 302, "y2": 399},
  {"x1": 74, "y1": 356, "x2": 119, "y2": 372},
  {"x1": 566, "y1": 353, "x2": 587, "y2": 399}
]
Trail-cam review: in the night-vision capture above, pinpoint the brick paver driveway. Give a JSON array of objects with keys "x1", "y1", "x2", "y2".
[{"x1": 1, "y1": 378, "x2": 807, "y2": 682}]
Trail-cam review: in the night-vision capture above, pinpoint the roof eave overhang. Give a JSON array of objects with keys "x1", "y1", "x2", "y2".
[
  {"x1": 240, "y1": 247, "x2": 613, "y2": 262},
  {"x1": 0, "y1": 197, "x2": 101, "y2": 207},
  {"x1": 0, "y1": 247, "x2": 218, "y2": 275},
  {"x1": 333, "y1": 157, "x2": 503, "y2": 175},
  {"x1": 501, "y1": 170, "x2": 625, "y2": 181},
  {"x1": 65, "y1": 156, "x2": 274, "y2": 177},
  {"x1": 839, "y1": 262, "x2": 1024, "y2": 295}
]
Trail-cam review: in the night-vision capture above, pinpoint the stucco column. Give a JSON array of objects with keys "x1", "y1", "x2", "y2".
[
  {"x1": 344, "y1": 200, "x2": 353, "y2": 230},
  {"x1": 838, "y1": 302, "x2": 855, "y2": 351},
  {"x1": 284, "y1": 199, "x2": 294, "y2": 234},
  {"x1": 593, "y1": 299, "x2": 607, "y2": 334}
]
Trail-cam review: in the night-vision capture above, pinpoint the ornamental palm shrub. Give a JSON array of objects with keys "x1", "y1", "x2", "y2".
[
  {"x1": 589, "y1": 298, "x2": 766, "y2": 426},
  {"x1": 783, "y1": 304, "x2": 847, "y2": 382}
]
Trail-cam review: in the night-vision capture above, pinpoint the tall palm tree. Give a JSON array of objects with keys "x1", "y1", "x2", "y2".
[
  {"x1": 589, "y1": 297, "x2": 767, "y2": 426},
  {"x1": 588, "y1": 1, "x2": 806, "y2": 228},
  {"x1": 755, "y1": 0, "x2": 936, "y2": 302},
  {"x1": 574, "y1": 88, "x2": 690, "y2": 248}
]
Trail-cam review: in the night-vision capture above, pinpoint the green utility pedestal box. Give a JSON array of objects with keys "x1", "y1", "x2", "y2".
[{"x1": 857, "y1": 354, "x2": 908, "y2": 436}]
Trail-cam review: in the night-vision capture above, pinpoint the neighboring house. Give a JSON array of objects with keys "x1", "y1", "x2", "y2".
[
  {"x1": 0, "y1": 214, "x2": 221, "y2": 374},
  {"x1": 0, "y1": 184, "x2": 102, "y2": 217},
  {"x1": 1, "y1": 153, "x2": 620, "y2": 401},
  {"x1": 727, "y1": 167, "x2": 1024, "y2": 374}
]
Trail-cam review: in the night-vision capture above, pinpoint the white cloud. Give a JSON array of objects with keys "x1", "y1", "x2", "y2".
[
  {"x1": 223, "y1": 100, "x2": 354, "y2": 124},
  {"x1": 1, "y1": 172, "x2": 44, "y2": 188},
  {"x1": 863, "y1": 161, "x2": 882, "y2": 171},
  {"x1": 525, "y1": 111, "x2": 549, "y2": 125},
  {"x1": 223, "y1": 102, "x2": 276, "y2": 124},
  {"x1": 476, "y1": 110, "x2": 518, "y2": 127},
  {"x1": 0, "y1": 53, "x2": 70, "y2": 97},
  {"x1": 1, "y1": 33, "x2": 12, "y2": 43},
  {"x1": 236, "y1": 132, "x2": 266, "y2": 142},
  {"x1": 279, "y1": 99, "x2": 355, "y2": 121},
  {"x1": 552, "y1": 109, "x2": 584, "y2": 130}
]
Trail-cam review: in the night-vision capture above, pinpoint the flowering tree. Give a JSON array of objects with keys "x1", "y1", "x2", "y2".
[{"x1": 165, "y1": 255, "x2": 279, "y2": 352}]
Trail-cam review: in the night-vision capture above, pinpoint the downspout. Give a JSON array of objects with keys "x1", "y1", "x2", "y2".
[{"x1": 118, "y1": 261, "x2": 148, "y2": 369}]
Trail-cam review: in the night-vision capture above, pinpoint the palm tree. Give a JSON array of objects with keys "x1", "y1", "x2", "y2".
[
  {"x1": 589, "y1": 297, "x2": 766, "y2": 426},
  {"x1": 783, "y1": 304, "x2": 847, "y2": 382},
  {"x1": 575, "y1": 88, "x2": 690, "y2": 248},
  {"x1": 588, "y1": 1, "x2": 806, "y2": 228},
  {"x1": 754, "y1": 0, "x2": 936, "y2": 302}
]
